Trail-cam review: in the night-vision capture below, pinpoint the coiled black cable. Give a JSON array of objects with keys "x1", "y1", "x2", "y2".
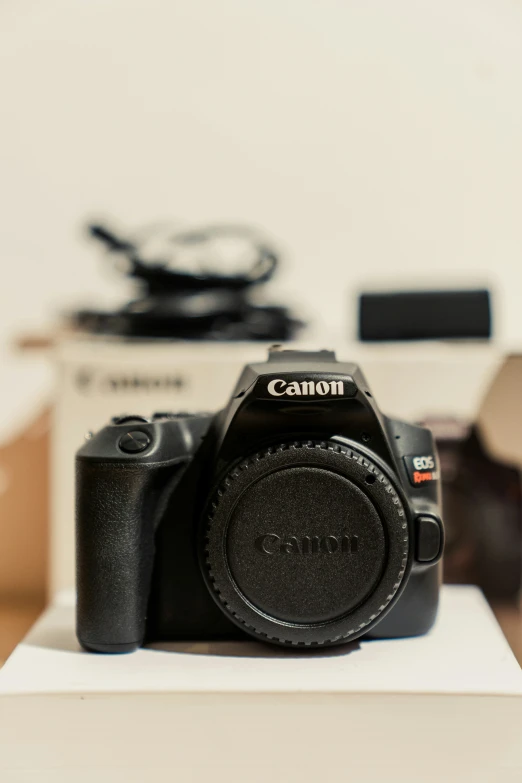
[{"x1": 72, "y1": 221, "x2": 303, "y2": 340}]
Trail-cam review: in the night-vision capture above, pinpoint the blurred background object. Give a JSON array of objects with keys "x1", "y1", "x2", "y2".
[
  {"x1": 359, "y1": 289, "x2": 492, "y2": 342},
  {"x1": 0, "y1": 410, "x2": 49, "y2": 663},
  {"x1": 425, "y1": 418, "x2": 522, "y2": 601},
  {"x1": 0, "y1": 409, "x2": 49, "y2": 600},
  {"x1": 71, "y1": 220, "x2": 303, "y2": 340}
]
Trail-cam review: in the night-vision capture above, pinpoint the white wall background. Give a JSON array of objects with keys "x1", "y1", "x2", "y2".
[{"x1": 2, "y1": 0, "x2": 522, "y2": 435}]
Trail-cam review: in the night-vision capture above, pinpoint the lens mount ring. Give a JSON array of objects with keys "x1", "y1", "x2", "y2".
[{"x1": 202, "y1": 440, "x2": 411, "y2": 647}]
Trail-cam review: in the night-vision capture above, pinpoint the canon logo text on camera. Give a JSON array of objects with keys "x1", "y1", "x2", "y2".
[
  {"x1": 255, "y1": 533, "x2": 359, "y2": 555},
  {"x1": 267, "y1": 378, "x2": 344, "y2": 397}
]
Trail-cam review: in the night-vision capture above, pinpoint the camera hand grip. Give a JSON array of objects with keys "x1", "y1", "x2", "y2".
[{"x1": 76, "y1": 459, "x2": 171, "y2": 653}]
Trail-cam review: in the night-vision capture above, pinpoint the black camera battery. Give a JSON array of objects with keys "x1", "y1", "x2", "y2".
[{"x1": 359, "y1": 289, "x2": 491, "y2": 342}]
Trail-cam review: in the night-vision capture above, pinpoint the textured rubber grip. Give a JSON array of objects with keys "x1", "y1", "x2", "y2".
[{"x1": 76, "y1": 459, "x2": 176, "y2": 652}]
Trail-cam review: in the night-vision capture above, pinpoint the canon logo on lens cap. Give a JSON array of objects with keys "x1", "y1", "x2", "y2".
[{"x1": 255, "y1": 533, "x2": 359, "y2": 555}]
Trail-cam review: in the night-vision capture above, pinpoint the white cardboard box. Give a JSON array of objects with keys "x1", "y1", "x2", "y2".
[
  {"x1": 0, "y1": 586, "x2": 521, "y2": 782},
  {"x1": 51, "y1": 337, "x2": 501, "y2": 594}
]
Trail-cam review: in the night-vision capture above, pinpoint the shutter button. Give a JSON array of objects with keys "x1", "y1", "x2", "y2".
[
  {"x1": 112, "y1": 415, "x2": 149, "y2": 425},
  {"x1": 118, "y1": 431, "x2": 151, "y2": 454}
]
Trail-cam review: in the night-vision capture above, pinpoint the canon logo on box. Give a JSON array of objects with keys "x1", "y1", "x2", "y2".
[{"x1": 75, "y1": 368, "x2": 186, "y2": 395}]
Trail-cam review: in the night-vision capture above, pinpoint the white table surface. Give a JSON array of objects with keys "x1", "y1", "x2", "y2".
[{"x1": 1, "y1": 585, "x2": 521, "y2": 697}]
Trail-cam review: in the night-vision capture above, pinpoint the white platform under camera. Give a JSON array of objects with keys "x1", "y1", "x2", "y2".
[{"x1": 0, "y1": 586, "x2": 521, "y2": 782}]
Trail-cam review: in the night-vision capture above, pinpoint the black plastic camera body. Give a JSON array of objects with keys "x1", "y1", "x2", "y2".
[{"x1": 76, "y1": 349, "x2": 444, "y2": 653}]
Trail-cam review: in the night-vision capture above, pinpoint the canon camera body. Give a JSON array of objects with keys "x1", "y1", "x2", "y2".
[{"x1": 76, "y1": 349, "x2": 444, "y2": 652}]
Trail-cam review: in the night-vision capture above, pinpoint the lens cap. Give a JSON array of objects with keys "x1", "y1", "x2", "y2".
[
  {"x1": 203, "y1": 441, "x2": 410, "y2": 647},
  {"x1": 227, "y1": 467, "x2": 385, "y2": 624}
]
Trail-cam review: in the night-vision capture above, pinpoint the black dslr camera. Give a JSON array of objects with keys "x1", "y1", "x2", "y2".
[{"x1": 76, "y1": 349, "x2": 444, "y2": 652}]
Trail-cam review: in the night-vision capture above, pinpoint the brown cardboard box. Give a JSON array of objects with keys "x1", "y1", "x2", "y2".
[{"x1": 0, "y1": 409, "x2": 49, "y2": 602}]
